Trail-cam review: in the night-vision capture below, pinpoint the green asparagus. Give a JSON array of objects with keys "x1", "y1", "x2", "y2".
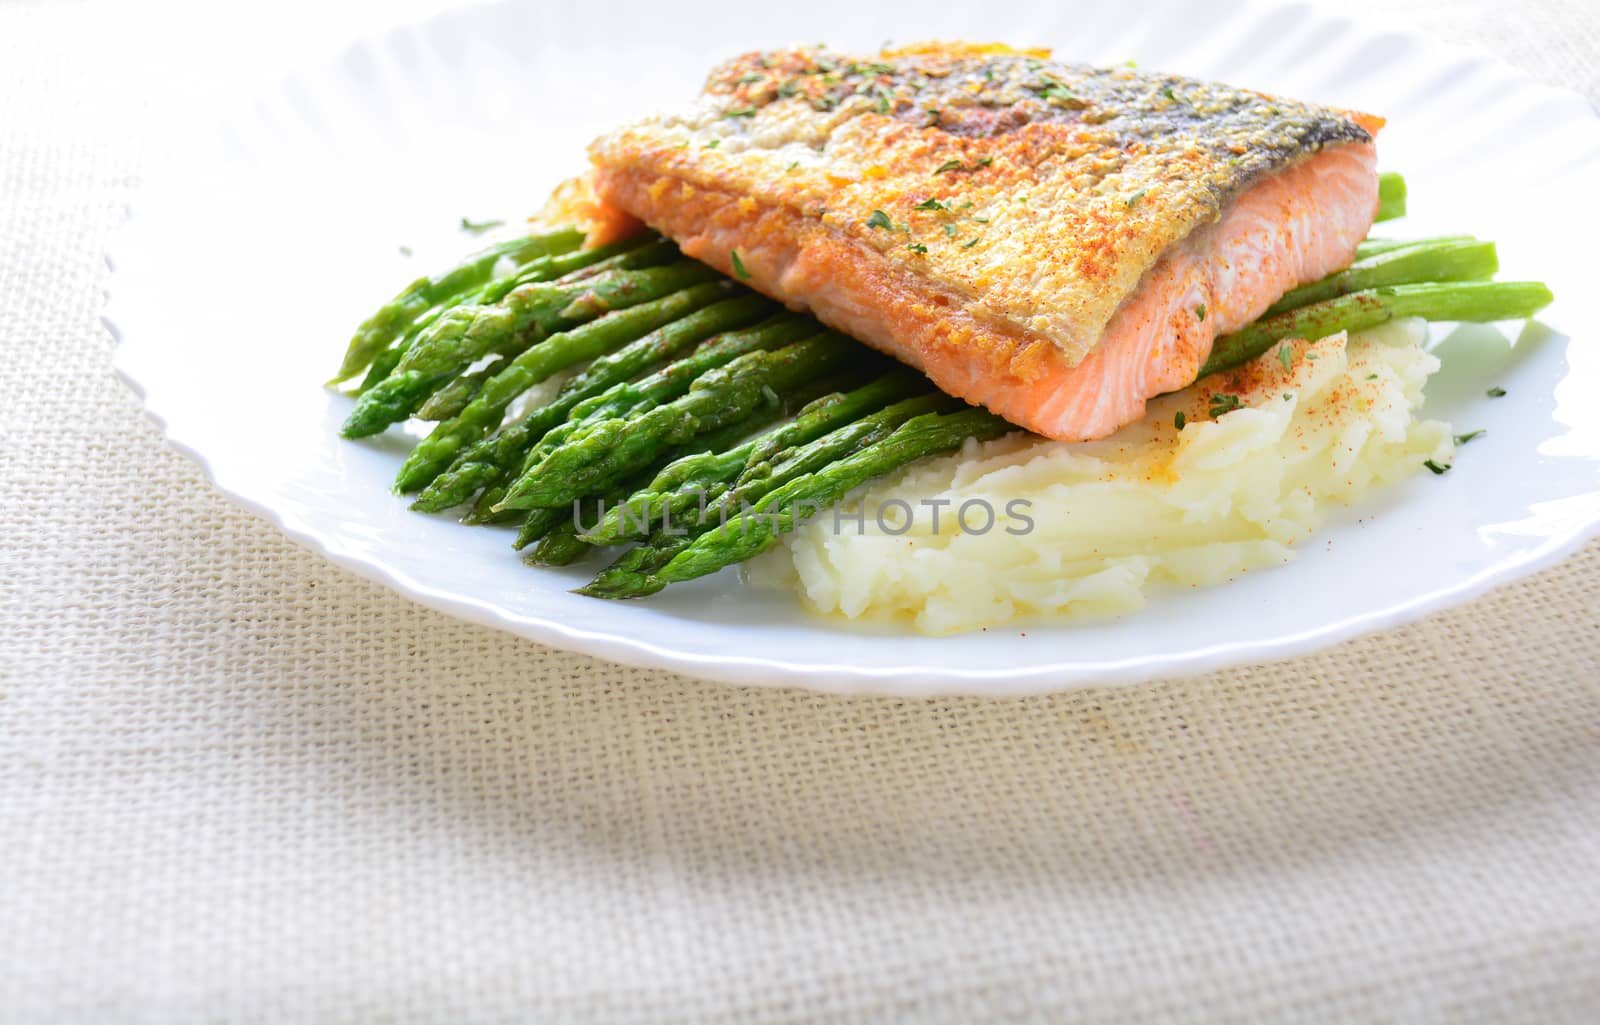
[
  {"x1": 330, "y1": 227, "x2": 583, "y2": 384},
  {"x1": 412, "y1": 313, "x2": 812, "y2": 514},
  {"x1": 1200, "y1": 280, "x2": 1555, "y2": 378},
  {"x1": 1354, "y1": 234, "x2": 1473, "y2": 260},
  {"x1": 1376, "y1": 172, "x2": 1406, "y2": 222},
  {"x1": 499, "y1": 333, "x2": 864, "y2": 510},
  {"x1": 462, "y1": 320, "x2": 828, "y2": 521},
  {"x1": 527, "y1": 500, "x2": 604, "y2": 566},
  {"x1": 580, "y1": 408, "x2": 1015, "y2": 599},
  {"x1": 342, "y1": 262, "x2": 720, "y2": 438},
  {"x1": 1263, "y1": 239, "x2": 1497, "y2": 316},
  {"x1": 581, "y1": 389, "x2": 956, "y2": 593},
  {"x1": 414, "y1": 354, "x2": 507, "y2": 421},
  {"x1": 393, "y1": 280, "x2": 746, "y2": 494},
  {"x1": 551, "y1": 369, "x2": 887, "y2": 541},
  {"x1": 351, "y1": 235, "x2": 667, "y2": 396},
  {"x1": 510, "y1": 506, "x2": 571, "y2": 552},
  {"x1": 581, "y1": 369, "x2": 937, "y2": 544}
]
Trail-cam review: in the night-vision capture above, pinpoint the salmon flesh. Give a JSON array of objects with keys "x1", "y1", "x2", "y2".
[{"x1": 589, "y1": 43, "x2": 1381, "y2": 440}]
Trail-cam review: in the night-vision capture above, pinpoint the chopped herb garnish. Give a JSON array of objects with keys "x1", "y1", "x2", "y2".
[
  {"x1": 914, "y1": 197, "x2": 948, "y2": 211},
  {"x1": 864, "y1": 61, "x2": 895, "y2": 75},
  {"x1": 906, "y1": 242, "x2": 929, "y2": 255},
  {"x1": 1195, "y1": 303, "x2": 1206, "y2": 322},
  {"x1": 735, "y1": 73, "x2": 763, "y2": 85},
  {"x1": 786, "y1": 161, "x2": 799, "y2": 172},
  {"x1": 726, "y1": 107, "x2": 758, "y2": 118},
  {"x1": 777, "y1": 80, "x2": 799, "y2": 98},
  {"x1": 1162, "y1": 86, "x2": 1179, "y2": 103},
  {"x1": 1453, "y1": 429, "x2": 1486, "y2": 446},
  {"x1": 704, "y1": 139, "x2": 721, "y2": 149},
  {"x1": 975, "y1": 156, "x2": 993, "y2": 167},
  {"x1": 1423, "y1": 459, "x2": 1452, "y2": 475},
  {"x1": 459, "y1": 216, "x2": 504, "y2": 235},
  {"x1": 1487, "y1": 386, "x2": 1507, "y2": 397},
  {"x1": 1040, "y1": 83, "x2": 1074, "y2": 102},
  {"x1": 1174, "y1": 411, "x2": 1187, "y2": 430},
  {"x1": 1279, "y1": 347, "x2": 1295, "y2": 372},
  {"x1": 961, "y1": 236, "x2": 981, "y2": 248},
  {"x1": 1124, "y1": 189, "x2": 1147, "y2": 208},
  {"x1": 866, "y1": 209, "x2": 893, "y2": 230},
  {"x1": 943, "y1": 223, "x2": 959, "y2": 237},
  {"x1": 934, "y1": 159, "x2": 965, "y2": 175},
  {"x1": 1366, "y1": 372, "x2": 1380, "y2": 380},
  {"x1": 1208, "y1": 393, "x2": 1243, "y2": 418},
  {"x1": 729, "y1": 250, "x2": 751, "y2": 280}
]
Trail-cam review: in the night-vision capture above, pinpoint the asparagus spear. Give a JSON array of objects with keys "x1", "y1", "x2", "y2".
[
  {"x1": 1353, "y1": 234, "x2": 1474, "y2": 261},
  {"x1": 509, "y1": 506, "x2": 570, "y2": 551},
  {"x1": 583, "y1": 389, "x2": 957, "y2": 592},
  {"x1": 342, "y1": 262, "x2": 720, "y2": 438},
  {"x1": 356, "y1": 344, "x2": 408, "y2": 396},
  {"x1": 1200, "y1": 280, "x2": 1555, "y2": 378},
  {"x1": 354, "y1": 256, "x2": 560, "y2": 396},
  {"x1": 393, "y1": 280, "x2": 745, "y2": 494},
  {"x1": 414, "y1": 354, "x2": 508, "y2": 421},
  {"x1": 429, "y1": 311, "x2": 815, "y2": 431},
  {"x1": 581, "y1": 407, "x2": 1015, "y2": 598},
  {"x1": 734, "y1": 391, "x2": 956, "y2": 488},
  {"x1": 582, "y1": 369, "x2": 936, "y2": 544},
  {"x1": 526, "y1": 499, "x2": 606, "y2": 566},
  {"x1": 582, "y1": 390, "x2": 952, "y2": 582},
  {"x1": 330, "y1": 227, "x2": 584, "y2": 384},
  {"x1": 412, "y1": 313, "x2": 813, "y2": 514},
  {"x1": 1263, "y1": 239, "x2": 1497, "y2": 316},
  {"x1": 519, "y1": 391, "x2": 787, "y2": 561},
  {"x1": 463, "y1": 321, "x2": 830, "y2": 522},
  {"x1": 499, "y1": 333, "x2": 864, "y2": 510},
  {"x1": 1376, "y1": 172, "x2": 1406, "y2": 222},
  {"x1": 526, "y1": 371, "x2": 881, "y2": 555},
  {"x1": 351, "y1": 235, "x2": 669, "y2": 396}
]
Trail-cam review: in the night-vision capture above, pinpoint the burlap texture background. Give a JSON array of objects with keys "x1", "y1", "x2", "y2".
[{"x1": 3, "y1": 1, "x2": 1597, "y2": 1020}]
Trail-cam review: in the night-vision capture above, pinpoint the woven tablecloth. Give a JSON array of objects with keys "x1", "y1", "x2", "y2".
[{"x1": 4, "y1": 1, "x2": 1598, "y2": 1021}]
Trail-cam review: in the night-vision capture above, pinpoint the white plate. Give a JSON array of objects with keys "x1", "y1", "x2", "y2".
[{"x1": 110, "y1": 0, "x2": 1600, "y2": 696}]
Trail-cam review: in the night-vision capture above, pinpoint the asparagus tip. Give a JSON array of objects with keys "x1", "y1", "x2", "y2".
[
  {"x1": 574, "y1": 571, "x2": 664, "y2": 599},
  {"x1": 408, "y1": 495, "x2": 453, "y2": 514}
]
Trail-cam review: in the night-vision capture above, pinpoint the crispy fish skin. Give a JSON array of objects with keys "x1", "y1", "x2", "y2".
[{"x1": 589, "y1": 43, "x2": 1380, "y2": 438}]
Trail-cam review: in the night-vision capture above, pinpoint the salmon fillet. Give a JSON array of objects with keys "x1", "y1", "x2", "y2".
[{"x1": 589, "y1": 43, "x2": 1381, "y2": 440}]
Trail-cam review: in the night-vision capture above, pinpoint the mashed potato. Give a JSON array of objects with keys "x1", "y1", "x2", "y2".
[{"x1": 747, "y1": 319, "x2": 1453, "y2": 633}]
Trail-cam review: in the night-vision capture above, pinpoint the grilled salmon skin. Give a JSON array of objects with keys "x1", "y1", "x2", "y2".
[{"x1": 589, "y1": 43, "x2": 1381, "y2": 440}]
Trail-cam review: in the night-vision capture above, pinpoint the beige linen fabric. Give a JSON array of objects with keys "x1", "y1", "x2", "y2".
[{"x1": 2, "y1": 1, "x2": 1598, "y2": 1022}]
